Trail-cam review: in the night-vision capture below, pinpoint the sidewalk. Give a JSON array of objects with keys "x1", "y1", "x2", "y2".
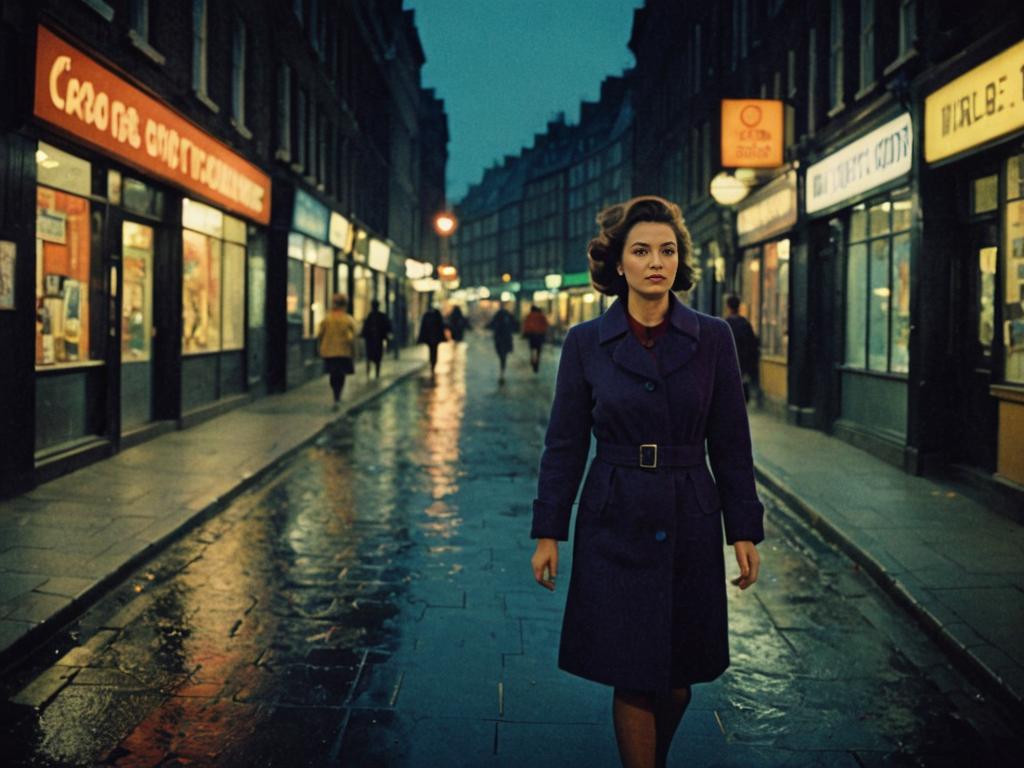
[
  {"x1": 749, "y1": 410, "x2": 1024, "y2": 714},
  {"x1": 0, "y1": 349, "x2": 428, "y2": 670}
]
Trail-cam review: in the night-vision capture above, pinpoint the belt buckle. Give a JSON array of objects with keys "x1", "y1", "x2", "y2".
[{"x1": 639, "y1": 443, "x2": 658, "y2": 469}]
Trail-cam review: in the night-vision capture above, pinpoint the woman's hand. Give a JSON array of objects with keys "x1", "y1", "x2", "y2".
[
  {"x1": 730, "y1": 541, "x2": 760, "y2": 590},
  {"x1": 531, "y1": 538, "x2": 559, "y2": 591}
]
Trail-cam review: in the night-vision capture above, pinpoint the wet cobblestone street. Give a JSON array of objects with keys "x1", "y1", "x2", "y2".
[{"x1": 1, "y1": 335, "x2": 1019, "y2": 767}]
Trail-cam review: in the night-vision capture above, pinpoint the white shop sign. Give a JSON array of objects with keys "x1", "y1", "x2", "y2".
[{"x1": 806, "y1": 113, "x2": 913, "y2": 215}]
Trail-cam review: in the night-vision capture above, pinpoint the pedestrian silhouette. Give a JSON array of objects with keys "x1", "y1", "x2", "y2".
[
  {"x1": 317, "y1": 293, "x2": 357, "y2": 410},
  {"x1": 486, "y1": 302, "x2": 517, "y2": 384},
  {"x1": 417, "y1": 304, "x2": 447, "y2": 379},
  {"x1": 723, "y1": 294, "x2": 760, "y2": 404},
  {"x1": 446, "y1": 305, "x2": 469, "y2": 344},
  {"x1": 522, "y1": 304, "x2": 550, "y2": 373},
  {"x1": 530, "y1": 196, "x2": 763, "y2": 767},
  {"x1": 360, "y1": 299, "x2": 393, "y2": 379}
]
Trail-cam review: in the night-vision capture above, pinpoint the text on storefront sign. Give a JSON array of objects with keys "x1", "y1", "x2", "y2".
[
  {"x1": 34, "y1": 26, "x2": 271, "y2": 224},
  {"x1": 805, "y1": 113, "x2": 913, "y2": 214}
]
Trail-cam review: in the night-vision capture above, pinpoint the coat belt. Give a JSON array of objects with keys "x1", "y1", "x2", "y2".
[{"x1": 596, "y1": 441, "x2": 705, "y2": 470}]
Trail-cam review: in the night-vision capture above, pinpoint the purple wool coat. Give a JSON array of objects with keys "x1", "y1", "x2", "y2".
[{"x1": 531, "y1": 293, "x2": 764, "y2": 691}]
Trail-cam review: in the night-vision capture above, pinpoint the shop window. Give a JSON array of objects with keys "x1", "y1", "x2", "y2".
[
  {"x1": 182, "y1": 201, "x2": 246, "y2": 354},
  {"x1": 287, "y1": 253, "x2": 305, "y2": 326},
  {"x1": 1004, "y1": 154, "x2": 1024, "y2": 383},
  {"x1": 35, "y1": 187, "x2": 97, "y2": 367},
  {"x1": 845, "y1": 193, "x2": 912, "y2": 373},
  {"x1": 761, "y1": 240, "x2": 790, "y2": 358},
  {"x1": 740, "y1": 248, "x2": 762, "y2": 336},
  {"x1": 122, "y1": 222, "x2": 153, "y2": 362}
]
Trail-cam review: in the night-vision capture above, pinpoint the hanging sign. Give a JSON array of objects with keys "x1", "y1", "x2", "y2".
[
  {"x1": 721, "y1": 99, "x2": 784, "y2": 168},
  {"x1": 34, "y1": 25, "x2": 271, "y2": 224}
]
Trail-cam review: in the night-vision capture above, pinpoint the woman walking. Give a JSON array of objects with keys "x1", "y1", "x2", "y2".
[
  {"x1": 417, "y1": 304, "x2": 447, "y2": 379},
  {"x1": 360, "y1": 299, "x2": 392, "y2": 379},
  {"x1": 317, "y1": 293, "x2": 357, "y2": 410},
  {"x1": 486, "y1": 302, "x2": 517, "y2": 384},
  {"x1": 529, "y1": 196, "x2": 763, "y2": 768}
]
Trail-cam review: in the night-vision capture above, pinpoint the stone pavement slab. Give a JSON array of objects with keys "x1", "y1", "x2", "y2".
[
  {"x1": 0, "y1": 350, "x2": 428, "y2": 669},
  {"x1": 748, "y1": 410, "x2": 1024, "y2": 714}
]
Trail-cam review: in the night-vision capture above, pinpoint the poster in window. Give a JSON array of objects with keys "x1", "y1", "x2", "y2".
[
  {"x1": 37, "y1": 208, "x2": 67, "y2": 244},
  {"x1": 0, "y1": 241, "x2": 15, "y2": 310}
]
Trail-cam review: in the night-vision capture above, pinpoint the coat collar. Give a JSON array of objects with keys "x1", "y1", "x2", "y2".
[
  {"x1": 598, "y1": 293, "x2": 700, "y2": 344},
  {"x1": 599, "y1": 294, "x2": 701, "y2": 380}
]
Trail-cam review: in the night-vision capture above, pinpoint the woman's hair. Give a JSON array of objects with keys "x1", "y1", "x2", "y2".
[
  {"x1": 587, "y1": 195, "x2": 697, "y2": 298},
  {"x1": 332, "y1": 293, "x2": 348, "y2": 309}
]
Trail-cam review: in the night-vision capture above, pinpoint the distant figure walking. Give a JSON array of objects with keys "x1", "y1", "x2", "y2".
[
  {"x1": 360, "y1": 299, "x2": 393, "y2": 379},
  {"x1": 317, "y1": 293, "x2": 357, "y2": 410},
  {"x1": 724, "y1": 294, "x2": 760, "y2": 403},
  {"x1": 417, "y1": 305, "x2": 447, "y2": 379},
  {"x1": 487, "y1": 303, "x2": 518, "y2": 384},
  {"x1": 447, "y1": 305, "x2": 470, "y2": 344},
  {"x1": 522, "y1": 305, "x2": 550, "y2": 373}
]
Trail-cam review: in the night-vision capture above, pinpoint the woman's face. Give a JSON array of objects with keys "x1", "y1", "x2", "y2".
[{"x1": 619, "y1": 221, "x2": 679, "y2": 301}]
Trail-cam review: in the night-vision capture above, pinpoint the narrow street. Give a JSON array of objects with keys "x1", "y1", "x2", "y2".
[{"x1": 2, "y1": 334, "x2": 1018, "y2": 767}]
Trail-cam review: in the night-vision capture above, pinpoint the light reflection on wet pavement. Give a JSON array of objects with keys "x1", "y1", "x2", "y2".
[{"x1": 1, "y1": 336, "x2": 1019, "y2": 767}]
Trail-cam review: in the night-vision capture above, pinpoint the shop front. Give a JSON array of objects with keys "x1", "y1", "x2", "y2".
[
  {"x1": 805, "y1": 112, "x2": 914, "y2": 467},
  {"x1": 921, "y1": 38, "x2": 1024, "y2": 494},
  {"x1": 22, "y1": 25, "x2": 271, "y2": 482},
  {"x1": 285, "y1": 189, "x2": 333, "y2": 387},
  {"x1": 734, "y1": 171, "x2": 798, "y2": 415}
]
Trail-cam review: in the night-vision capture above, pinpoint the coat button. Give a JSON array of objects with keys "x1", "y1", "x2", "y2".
[
  {"x1": 654, "y1": 530, "x2": 667, "y2": 542},
  {"x1": 644, "y1": 381, "x2": 656, "y2": 392}
]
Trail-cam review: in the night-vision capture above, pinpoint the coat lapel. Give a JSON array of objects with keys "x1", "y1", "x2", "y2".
[
  {"x1": 599, "y1": 299, "x2": 659, "y2": 381},
  {"x1": 598, "y1": 294, "x2": 702, "y2": 379}
]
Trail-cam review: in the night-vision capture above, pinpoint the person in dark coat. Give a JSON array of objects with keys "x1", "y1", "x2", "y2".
[
  {"x1": 447, "y1": 305, "x2": 469, "y2": 343},
  {"x1": 530, "y1": 196, "x2": 763, "y2": 768},
  {"x1": 360, "y1": 299, "x2": 393, "y2": 379},
  {"x1": 417, "y1": 304, "x2": 447, "y2": 379},
  {"x1": 723, "y1": 294, "x2": 759, "y2": 404},
  {"x1": 486, "y1": 302, "x2": 517, "y2": 384}
]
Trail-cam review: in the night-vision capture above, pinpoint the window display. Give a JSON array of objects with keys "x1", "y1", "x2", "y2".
[
  {"x1": 761, "y1": 239, "x2": 789, "y2": 358},
  {"x1": 739, "y1": 248, "x2": 761, "y2": 337},
  {"x1": 182, "y1": 200, "x2": 246, "y2": 354},
  {"x1": 122, "y1": 221, "x2": 153, "y2": 361},
  {"x1": 1005, "y1": 154, "x2": 1024, "y2": 383},
  {"x1": 35, "y1": 187, "x2": 94, "y2": 366},
  {"x1": 845, "y1": 195, "x2": 912, "y2": 373}
]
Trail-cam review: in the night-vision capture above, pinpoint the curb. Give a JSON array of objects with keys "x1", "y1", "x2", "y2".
[
  {"x1": 753, "y1": 462, "x2": 1024, "y2": 721},
  {"x1": 0, "y1": 362, "x2": 428, "y2": 676}
]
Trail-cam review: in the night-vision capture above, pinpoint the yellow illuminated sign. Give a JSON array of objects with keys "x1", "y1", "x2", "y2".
[
  {"x1": 721, "y1": 99, "x2": 784, "y2": 168},
  {"x1": 925, "y1": 39, "x2": 1024, "y2": 163}
]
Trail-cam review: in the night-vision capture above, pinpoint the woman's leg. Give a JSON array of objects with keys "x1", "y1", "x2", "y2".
[
  {"x1": 329, "y1": 372, "x2": 343, "y2": 402},
  {"x1": 654, "y1": 687, "x2": 691, "y2": 768},
  {"x1": 613, "y1": 688, "x2": 657, "y2": 768},
  {"x1": 428, "y1": 344, "x2": 438, "y2": 373}
]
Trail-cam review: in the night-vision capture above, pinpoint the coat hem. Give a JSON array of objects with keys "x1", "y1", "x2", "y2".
[{"x1": 557, "y1": 659, "x2": 728, "y2": 692}]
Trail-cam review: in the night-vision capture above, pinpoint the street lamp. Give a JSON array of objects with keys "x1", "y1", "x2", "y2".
[
  {"x1": 434, "y1": 211, "x2": 458, "y2": 237},
  {"x1": 709, "y1": 172, "x2": 751, "y2": 206}
]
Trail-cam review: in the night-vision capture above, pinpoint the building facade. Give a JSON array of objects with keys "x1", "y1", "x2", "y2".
[{"x1": 0, "y1": 0, "x2": 447, "y2": 497}]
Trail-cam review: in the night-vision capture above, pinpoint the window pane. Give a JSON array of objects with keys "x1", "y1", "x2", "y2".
[
  {"x1": 868, "y1": 239, "x2": 890, "y2": 371},
  {"x1": 183, "y1": 230, "x2": 221, "y2": 353},
  {"x1": 303, "y1": 262, "x2": 313, "y2": 338},
  {"x1": 287, "y1": 257, "x2": 304, "y2": 326},
  {"x1": 845, "y1": 243, "x2": 867, "y2": 367},
  {"x1": 35, "y1": 188, "x2": 95, "y2": 366},
  {"x1": 122, "y1": 222, "x2": 153, "y2": 362},
  {"x1": 1007, "y1": 153, "x2": 1024, "y2": 201},
  {"x1": 222, "y1": 242, "x2": 245, "y2": 350},
  {"x1": 1004, "y1": 198, "x2": 1024, "y2": 383},
  {"x1": 890, "y1": 233, "x2": 911, "y2": 373},
  {"x1": 778, "y1": 240, "x2": 790, "y2": 359},
  {"x1": 869, "y1": 201, "x2": 890, "y2": 236},
  {"x1": 762, "y1": 242, "x2": 779, "y2": 355},
  {"x1": 850, "y1": 204, "x2": 868, "y2": 241},
  {"x1": 972, "y1": 175, "x2": 998, "y2": 214},
  {"x1": 312, "y1": 265, "x2": 328, "y2": 335},
  {"x1": 892, "y1": 198, "x2": 912, "y2": 232},
  {"x1": 741, "y1": 248, "x2": 761, "y2": 336}
]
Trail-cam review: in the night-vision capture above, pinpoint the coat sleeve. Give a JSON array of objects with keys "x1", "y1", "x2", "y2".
[
  {"x1": 531, "y1": 326, "x2": 593, "y2": 540},
  {"x1": 706, "y1": 320, "x2": 765, "y2": 545}
]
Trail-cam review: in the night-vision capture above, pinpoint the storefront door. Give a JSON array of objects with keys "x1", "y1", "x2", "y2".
[
  {"x1": 120, "y1": 220, "x2": 155, "y2": 430},
  {"x1": 954, "y1": 219, "x2": 999, "y2": 470}
]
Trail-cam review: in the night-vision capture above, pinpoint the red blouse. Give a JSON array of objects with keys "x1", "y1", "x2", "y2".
[{"x1": 626, "y1": 312, "x2": 669, "y2": 356}]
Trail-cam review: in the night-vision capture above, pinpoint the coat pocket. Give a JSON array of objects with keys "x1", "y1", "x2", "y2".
[
  {"x1": 688, "y1": 466, "x2": 723, "y2": 516},
  {"x1": 577, "y1": 461, "x2": 616, "y2": 521}
]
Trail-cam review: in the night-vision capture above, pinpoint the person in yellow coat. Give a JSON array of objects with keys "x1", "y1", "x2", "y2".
[{"x1": 317, "y1": 293, "x2": 357, "y2": 410}]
